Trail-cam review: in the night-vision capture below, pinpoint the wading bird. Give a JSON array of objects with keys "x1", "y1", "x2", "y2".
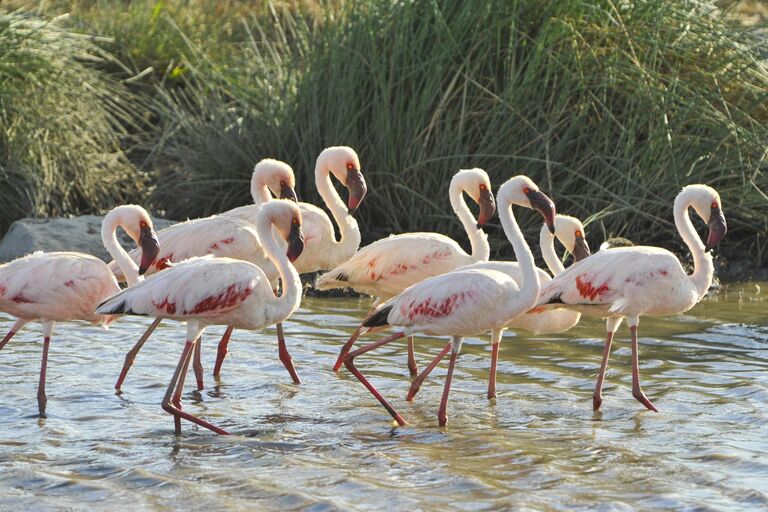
[
  {"x1": 536, "y1": 184, "x2": 727, "y2": 412},
  {"x1": 316, "y1": 168, "x2": 496, "y2": 377},
  {"x1": 343, "y1": 176, "x2": 555, "y2": 426},
  {"x1": 96, "y1": 200, "x2": 305, "y2": 435},
  {"x1": 0, "y1": 205, "x2": 160, "y2": 416}
]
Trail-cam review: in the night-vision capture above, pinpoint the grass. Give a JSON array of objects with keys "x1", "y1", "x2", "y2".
[{"x1": 1, "y1": 0, "x2": 767, "y2": 268}]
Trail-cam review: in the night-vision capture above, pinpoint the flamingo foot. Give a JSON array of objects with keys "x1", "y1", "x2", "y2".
[
  {"x1": 162, "y1": 402, "x2": 230, "y2": 435},
  {"x1": 37, "y1": 391, "x2": 47, "y2": 418},
  {"x1": 438, "y1": 408, "x2": 448, "y2": 427},
  {"x1": 632, "y1": 387, "x2": 658, "y2": 412},
  {"x1": 593, "y1": 394, "x2": 603, "y2": 411}
]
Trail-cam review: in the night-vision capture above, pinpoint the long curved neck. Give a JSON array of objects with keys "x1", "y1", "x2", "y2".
[
  {"x1": 101, "y1": 214, "x2": 141, "y2": 286},
  {"x1": 315, "y1": 162, "x2": 360, "y2": 259},
  {"x1": 539, "y1": 224, "x2": 565, "y2": 276},
  {"x1": 449, "y1": 184, "x2": 490, "y2": 262},
  {"x1": 251, "y1": 180, "x2": 272, "y2": 206},
  {"x1": 674, "y1": 195, "x2": 713, "y2": 298},
  {"x1": 257, "y1": 216, "x2": 301, "y2": 321},
  {"x1": 499, "y1": 202, "x2": 540, "y2": 312}
]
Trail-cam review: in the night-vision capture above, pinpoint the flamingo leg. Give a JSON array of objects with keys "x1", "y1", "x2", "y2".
[
  {"x1": 161, "y1": 336, "x2": 229, "y2": 435},
  {"x1": 406, "y1": 342, "x2": 451, "y2": 401},
  {"x1": 437, "y1": 337, "x2": 463, "y2": 427},
  {"x1": 37, "y1": 335, "x2": 51, "y2": 418},
  {"x1": 212, "y1": 326, "x2": 234, "y2": 379},
  {"x1": 593, "y1": 317, "x2": 623, "y2": 410},
  {"x1": 343, "y1": 332, "x2": 408, "y2": 426},
  {"x1": 406, "y1": 336, "x2": 419, "y2": 378},
  {"x1": 277, "y1": 322, "x2": 301, "y2": 384},
  {"x1": 487, "y1": 329, "x2": 502, "y2": 400},
  {"x1": 115, "y1": 317, "x2": 162, "y2": 391},
  {"x1": 333, "y1": 323, "x2": 364, "y2": 373},
  {"x1": 0, "y1": 319, "x2": 27, "y2": 351},
  {"x1": 193, "y1": 335, "x2": 204, "y2": 391},
  {"x1": 629, "y1": 322, "x2": 658, "y2": 412}
]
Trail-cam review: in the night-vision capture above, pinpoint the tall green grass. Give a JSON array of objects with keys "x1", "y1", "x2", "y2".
[{"x1": 0, "y1": 13, "x2": 146, "y2": 234}]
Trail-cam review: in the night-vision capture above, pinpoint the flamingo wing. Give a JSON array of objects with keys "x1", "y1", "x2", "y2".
[{"x1": 98, "y1": 256, "x2": 269, "y2": 319}]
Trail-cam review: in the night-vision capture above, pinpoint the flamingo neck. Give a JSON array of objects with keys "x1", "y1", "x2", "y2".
[
  {"x1": 315, "y1": 162, "x2": 361, "y2": 262},
  {"x1": 539, "y1": 223, "x2": 565, "y2": 276},
  {"x1": 499, "y1": 201, "x2": 540, "y2": 312},
  {"x1": 101, "y1": 212, "x2": 141, "y2": 286},
  {"x1": 257, "y1": 215, "x2": 301, "y2": 322},
  {"x1": 674, "y1": 192, "x2": 713, "y2": 298},
  {"x1": 449, "y1": 183, "x2": 490, "y2": 262},
  {"x1": 250, "y1": 178, "x2": 272, "y2": 206}
]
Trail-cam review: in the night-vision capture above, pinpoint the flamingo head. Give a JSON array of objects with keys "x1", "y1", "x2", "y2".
[
  {"x1": 498, "y1": 175, "x2": 556, "y2": 233},
  {"x1": 553, "y1": 215, "x2": 591, "y2": 262},
  {"x1": 252, "y1": 158, "x2": 297, "y2": 203},
  {"x1": 319, "y1": 146, "x2": 367, "y2": 216},
  {"x1": 107, "y1": 205, "x2": 160, "y2": 275},
  {"x1": 267, "y1": 200, "x2": 305, "y2": 262},
  {"x1": 452, "y1": 168, "x2": 496, "y2": 227},
  {"x1": 684, "y1": 184, "x2": 727, "y2": 251}
]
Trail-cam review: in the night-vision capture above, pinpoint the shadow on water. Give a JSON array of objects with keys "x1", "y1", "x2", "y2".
[{"x1": 0, "y1": 282, "x2": 766, "y2": 510}]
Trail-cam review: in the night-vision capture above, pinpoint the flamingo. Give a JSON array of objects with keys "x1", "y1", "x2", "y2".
[
  {"x1": 536, "y1": 184, "x2": 727, "y2": 412},
  {"x1": 342, "y1": 175, "x2": 556, "y2": 426},
  {"x1": 96, "y1": 200, "x2": 305, "y2": 435},
  {"x1": 406, "y1": 214, "x2": 591, "y2": 401},
  {"x1": 316, "y1": 168, "x2": 497, "y2": 376},
  {"x1": 0, "y1": 205, "x2": 160, "y2": 416}
]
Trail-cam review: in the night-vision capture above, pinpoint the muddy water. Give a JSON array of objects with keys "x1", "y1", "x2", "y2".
[{"x1": 0, "y1": 282, "x2": 766, "y2": 510}]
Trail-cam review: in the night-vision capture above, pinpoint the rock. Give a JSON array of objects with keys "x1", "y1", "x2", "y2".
[{"x1": 0, "y1": 215, "x2": 176, "y2": 263}]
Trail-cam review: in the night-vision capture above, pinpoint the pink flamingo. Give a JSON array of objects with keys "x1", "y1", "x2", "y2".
[
  {"x1": 0, "y1": 205, "x2": 160, "y2": 416},
  {"x1": 316, "y1": 168, "x2": 496, "y2": 376},
  {"x1": 343, "y1": 176, "x2": 555, "y2": 426},
  {"x1": 536, "y1": 184, "x2": 727, "y2": 411},
  {"x1": 96, "y1": 200, "x2": 305, "y2": 435}
]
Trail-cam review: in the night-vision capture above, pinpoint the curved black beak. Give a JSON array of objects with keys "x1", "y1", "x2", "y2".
[
  {"x1": 572, "y1": 234, "x2": 591, "y2": 262},
  {"x1": 345, "y1": 168, "x2": 367, "y2": 216},
  {"x1": 138, "y1": 225, "x2": 160, "y2": 275},
  {"x1": 526, "y1": 190, "x2": 556, "y2": 234},
  {"x1": 286, "y1": 220, "x2": 305, "y2": 263},
  {"x1": 280, "y1": 182, "x2": 298, "y2": 202},
  {"x1": 705, "y1": 205, "x2": 727, "y2": 252},
  {"x1": 476, "y1": 187, "x2": 496, "y2": 228}
]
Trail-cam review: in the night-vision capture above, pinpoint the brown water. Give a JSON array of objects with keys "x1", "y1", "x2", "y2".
[{"x1": 0, "y1": 282, "x2": 766, "y2": 510}]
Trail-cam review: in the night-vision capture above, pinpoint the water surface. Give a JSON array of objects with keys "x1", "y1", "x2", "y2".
[{"x1": 0, "y1": 282, "x2": 766, "y2": 510}]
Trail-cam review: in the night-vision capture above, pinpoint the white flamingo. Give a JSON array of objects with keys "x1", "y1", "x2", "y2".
[
  {"x1": 316, "y1": 168, "x2": 499, "y2": 376},
  {"x1": 0, "y1": 205, "x2": 160, "y2": 416},
  {"x1": 342, "y1": 176, "x2": 555, "y2": 426},
  {"x1": 406, "y1": 214, "x2": 591, "y2": 401},
  {"x1": 536, "y1": 184, "x2": 727, "y2": 412},
  {"x1": 96, "y1": 200, "x2": 305, "y2": 435}
]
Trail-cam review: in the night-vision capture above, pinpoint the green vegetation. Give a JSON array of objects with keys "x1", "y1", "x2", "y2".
[{"x1": 1, "y1": 0, "x2": 767, "y2": 268}]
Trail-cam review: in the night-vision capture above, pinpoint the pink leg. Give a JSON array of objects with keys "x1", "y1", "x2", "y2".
[
  {"x1": 406, "y1": 342, "x2": 451, "y2": 401},
  {"x1": 213, "y1": 326, "x2": 234, "y2": 378},
  {"x1": 333, "y1": 323, "x2": 365, "y2": 373},
  {"x1": 277, "y1": 322, "x2": 301, "y2": 384},
  {"x1": 0, "y1": 330, "x2": 17, "y2": 351},
  {"x1": 487, "y1": 329, "x2": 503, "y2": 400},
  {"x1": 407, "y1": 336, "x2": 418, "y2": 378},
  {"x1": 344, "y1": 332, "x2": 408, "y2": 426},
  {"x1": 37, "y1": 336, "x2": 51, "y2": 417},
  {"x1": 593, "y1": 330, "x2": 615, "y2": 410},
  {"x1": 116, "y1": 317, "x2": 162, "y2": 391},
  {"x1": 438, "y1": 343, "x2": 461, "y2": 427},
  {"x1": 630, "y1": 324, "x2": 658, "y2": 412},
  {"x1": 193, "y1": 336, "x2": 204, "y2": 391},
  {"x1": 161, "y1": 340, "x2": 229, "y2": 435}
]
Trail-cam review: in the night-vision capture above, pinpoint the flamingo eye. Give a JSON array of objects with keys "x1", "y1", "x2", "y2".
[
  {"x1": 280, "y1": 180, "x2": 286, "y2": 186},
  {"x1": 523, "y1": 187, "x2": 530, "y2": 194},
  {"x1": 346, "y1": 162, "x2": 355, "y2": 170},
  {"x1": 292, "y1": 217, "x2": 299, "y2": 225},
  {"x1": 575, "y1": 230, "x2": 582, "y2": 237},
  {"x1": 479, "y1": 184, "x2": 487, "y2": 191},
  {"x1": 139, "y1": 220, "x2": 148, "y2": 228},
  {"x1": 711, "y1": 201, "x2": 718, "y2": 209}
]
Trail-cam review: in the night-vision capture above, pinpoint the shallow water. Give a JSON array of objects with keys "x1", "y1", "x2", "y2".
[{"x1": 0, "y1": 282, "x2": 766, "y2": 511}]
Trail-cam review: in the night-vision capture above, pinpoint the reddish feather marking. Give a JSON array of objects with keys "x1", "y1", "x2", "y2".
[
  {"x1": 0, "y1": 284, "x2": 6, "y2": 296},
  {"x1": 421, "y1": 248, "x2": 452, "y2": 265},
  {"x1": 155, "y1": 254, "x2": 173, "y2": 270},
  {"x1": 403, "y1": 291, "x2": 475, "y2": 321},
  {"x1": 576, "y1": 275, "x2": 610, "y2": 301},
  {"x1": 64, "y1": 280, "x2": 75, "y2": 288},
  {"x1": 659, "y1": 269, "x2": 668, "y2": 276},
  {"x1": 221, "y1": 237, "x2": 235, "y2": 244},
  {"x1": 210, "y1": 236, "x2": 236, "y2": 251},
  {"x1": 189, "y1": 284, "x2": 252, "y2": 315},
  {"x1": 153, "y1": 297, "x2": 177, "y2": 315},
  {"x1": 389, "y1": 262, "x2": 410, "y2": 276},
  {"x1": 11, "y1": 294, "x2": 33, "y2": 304},
  {"x1": 527, "y1": 306, "x2": 546, "y2": 314}
]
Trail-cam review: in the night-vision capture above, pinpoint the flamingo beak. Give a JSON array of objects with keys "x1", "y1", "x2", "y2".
[
  {"x1": 573, "y1": 234, "x2": 591, "y2": 262},
  {"x1": 280, "y1": 182, "x2": 298, "y2": 202},
  {"x1": 138, "y1": 225, "x2": 160, "y2": 275},
  {"x1": 526, "y1": 190, "x2": 556, "y2": 234},
  {"x1": 705, "y1": 205, "x2": 727, "y2": 252},
  {"x1": 345, "y1": 168, "x2": 367, "y2": 216},
  {"x1": 476, "y1": 187, "x2": 496, "y2": 228},
  {"x1": 286, "y1": 220, "x2": 305, "y2": 263}
]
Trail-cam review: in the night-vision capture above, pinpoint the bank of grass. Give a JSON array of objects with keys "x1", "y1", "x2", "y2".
[{"x1": 1, "y1": 0, "x2": 767, "y2": 267}]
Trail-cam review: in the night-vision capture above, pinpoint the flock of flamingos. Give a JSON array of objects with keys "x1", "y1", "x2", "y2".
[{"x1": 0, "y1": 146, "x2": 727, "y2": 434}]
